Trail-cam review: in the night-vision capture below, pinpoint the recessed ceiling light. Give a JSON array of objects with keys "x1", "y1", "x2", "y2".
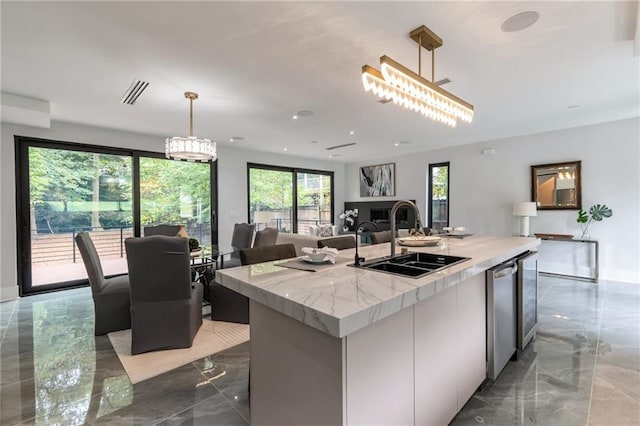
[
  {"x1": 395, "y1": 143, "x2": 399, "y2": 147},
  {"x1": 501, "y1": 11, "x2": 540, "y2": 32},
  {"x1": 292, "y1": 115, "x2": 298, "y2": 119},
  {"x1": 568, "y1": 105, "x2": 581, "y2": 109},
  {"x1": 283, "y1": 148, "x2": 288, "y2": 151},
  {"x1": 349, "y1": 131, "x2": 355, "y2": 135},
  {"x1": 229, "y1": 136, "x2": 245, "y2": 142},
  {"x1": 329, "y1": 154, "x2": 341, "y2": 158}
]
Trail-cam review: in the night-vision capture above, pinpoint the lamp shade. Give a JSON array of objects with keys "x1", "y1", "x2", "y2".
[{"x1": 513, "y1": 202, "x2": 537, "y2": 217}]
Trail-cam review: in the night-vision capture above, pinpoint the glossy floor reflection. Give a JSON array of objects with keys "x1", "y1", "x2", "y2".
[
  {"x1": 0, "y1": 287, "x2": 249, "y2": 425},
  {"x1": 1, "y1": 276, "x2": 638, "y2": 425},
  {"x1": 452, "y1": 276, "x2": 640, "y2": 426}
]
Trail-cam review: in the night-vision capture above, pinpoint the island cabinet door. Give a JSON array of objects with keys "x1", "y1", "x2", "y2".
[
  {"x1": 345, "y1": 306, "x2": 415, "y2": 425},
  {"x1": 414, "y1": 284, "x2": 459, "y2": 425},
  {"x1": 414, "y1": 273, "x2": 487, "y2": 425},
  {"x1": 456, "y1": 273, "x2": 487, "y2": 407}
]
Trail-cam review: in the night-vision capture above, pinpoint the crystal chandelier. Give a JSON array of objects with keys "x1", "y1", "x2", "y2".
[
  {"x1": 362, "y1": 25, "x2": 474, "y2": 127},
  {"x1": 165, "y1": 92, "x2": 217, "y2": 162}
]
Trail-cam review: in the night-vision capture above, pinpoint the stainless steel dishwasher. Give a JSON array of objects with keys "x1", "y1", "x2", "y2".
[{"x1": 486, "y1": 259, "x2": 518, "y2": 381}]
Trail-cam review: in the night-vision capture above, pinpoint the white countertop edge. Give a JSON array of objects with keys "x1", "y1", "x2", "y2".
[{"x1": 215, "y1": 236, "x2": 540, "y2": 338}]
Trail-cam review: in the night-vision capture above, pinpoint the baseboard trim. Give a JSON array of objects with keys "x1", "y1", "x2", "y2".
[{"x1": 0, "y1": 286, "x2": 20, "y2": 302}]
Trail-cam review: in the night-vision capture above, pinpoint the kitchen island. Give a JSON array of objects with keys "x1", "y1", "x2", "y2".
[{"x1": 215, "y1": 235, "x2": 539, "y2": 425}]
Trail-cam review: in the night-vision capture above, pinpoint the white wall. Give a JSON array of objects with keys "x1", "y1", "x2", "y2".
[
  {"x1": 0, "y1": 121, "x2": 345, "y2": 301},
  {"x1": 345, "y1": 118, "x2": 640, "y2": 283}
]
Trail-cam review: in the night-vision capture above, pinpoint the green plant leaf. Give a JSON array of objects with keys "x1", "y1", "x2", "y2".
[
  {"x1": 589, "y1": 204, "x2": 612, "y2": 221},
  {"x1": 577, "y1": 209, "x2": 589, "y2": 224}
]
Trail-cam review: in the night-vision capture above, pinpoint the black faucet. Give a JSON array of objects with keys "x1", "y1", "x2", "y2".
[
  {"x1": 390, "y1": 200, "x2": 423, "y2": 258},
  {"x1": 353, "y1": 220, "x2": 379, "y2": 267}
]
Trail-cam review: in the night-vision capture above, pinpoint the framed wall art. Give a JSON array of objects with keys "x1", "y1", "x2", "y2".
[{"x1": 359, "y1": 163, "x2": 395, "y2": 197}]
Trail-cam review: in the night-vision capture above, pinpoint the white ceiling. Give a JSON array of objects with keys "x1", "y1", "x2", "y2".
[{"x1": 2, "y1": 1, "x2": 639, "y2": 162}]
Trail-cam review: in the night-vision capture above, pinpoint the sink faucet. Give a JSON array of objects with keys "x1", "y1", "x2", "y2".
[
  {"x1": 353, "y1": 220, "x2": 378, "y2": 267},
  {"x1": 390, "y1": 200, "x2": 423, "y2": 258}
]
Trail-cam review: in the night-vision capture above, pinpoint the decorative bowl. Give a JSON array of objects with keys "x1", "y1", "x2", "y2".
[{"x1": 308, "y1": 251, "x2": 327, "y2": 262}]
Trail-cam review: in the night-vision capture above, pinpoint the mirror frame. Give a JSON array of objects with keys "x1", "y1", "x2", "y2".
[{"x1": 531, "y1": 160, "x2": 582, "y2": 210}]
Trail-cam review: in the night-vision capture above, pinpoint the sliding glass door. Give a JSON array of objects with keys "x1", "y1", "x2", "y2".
[
  {"x1": 16, "y1": 136, "x2": 217, "y2": 295},
  {"x1": 248, "y1": 164, "x2": 333, "y2": 234},
  {"x1": 296, "y1": 172, "x2": 332, "y2": 235},
  {"x1": 248, "y1": 166, "x2": 294, "y2": 232},
  {"x1": 24, "y1": 146, "x2": 132, "y2": 289},
  {"x1": 139, "y1": 157, "x2": 213, "y2": 250}
]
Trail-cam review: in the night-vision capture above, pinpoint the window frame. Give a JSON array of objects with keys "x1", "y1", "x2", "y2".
[
  {"x1": 14, "y1": 135, "x2": 218, "y2": 296},
  {"x1": 246, "y1": 162, "x2": 334, "y2": 234},
  {"x1": 427, "y1": 161, "x2": 450, "y2": 231}
]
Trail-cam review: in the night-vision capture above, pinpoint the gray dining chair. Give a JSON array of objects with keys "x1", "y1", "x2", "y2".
[
  {"x1": 252, "y1": 227, "x2": 279, "y2": 248},
  {"x1": 317, "y1": 236, "x2": 356, "y2": 250},
  {"x1": 223, "y1": 223, "x2": 255, "y2": 269},
  {"x1": 75, "y1": 232, "x2": 131, "y2": 336},
  {"x1": 210, "y1": 243, "x2": 297, "y2": 325},
  {"x1": 143, "y1": 224, "x2": 182, "y2": 237},
  {"x1": 240, "y1": 243, "x2": 296, "y2": 265},
  {"x1": 370, "y1": 230, "x2": 398, "y2": 245},
  {"x1": 125, "y1": 235, "x2": 203, "y2": 355}
]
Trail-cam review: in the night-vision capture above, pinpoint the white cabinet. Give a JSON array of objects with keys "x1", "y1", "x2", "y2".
[
  {"x1": 456, "y1": 273, "x2": 487, "y2": 407},
  {"x1": 346, "y1": 307, "x2": 414, "y2": 426},
  {"x1": 414, "y1": 283, "x2": 459, "y2": 425},
  {"x1": 414, "y1": 274, "x2": 486, "y2": 425},
  {"x1": 414, "y1": 273, "x2": 486, "y2": 424},
  {"x1": 253, "y1": 273, "x2": 487, "y2": 425}
]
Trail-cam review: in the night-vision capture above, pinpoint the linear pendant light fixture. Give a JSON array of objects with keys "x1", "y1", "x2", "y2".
[
  {"x1": 362, "y1": 25, "x2": 474, "y2": 127},
  {"x1": 165, "y1": 92, "x2": 217, "y2": 162}
]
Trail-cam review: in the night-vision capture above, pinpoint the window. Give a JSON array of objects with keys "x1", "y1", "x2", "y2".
[
  {"x1": 248, "y1": 164, "x2": 333, "y2": 235},
  {"x1": 427, "y1": 162, "x2": 449, "y2": 232},
  {"x1": 15, "y1": 136, "x2": 217, "y2": 295},
  {"x1": 139, "y1": 157, "x2": 213, "y2": 248}
]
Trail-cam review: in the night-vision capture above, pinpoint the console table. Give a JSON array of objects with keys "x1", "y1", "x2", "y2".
[{"x1": 535, "y1": 234, "x2": 599, "y2": 282}]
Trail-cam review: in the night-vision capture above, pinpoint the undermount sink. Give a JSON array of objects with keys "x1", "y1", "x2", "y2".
[{"x1": 355, "y1": 252, "x2": 471, "y2": 278}]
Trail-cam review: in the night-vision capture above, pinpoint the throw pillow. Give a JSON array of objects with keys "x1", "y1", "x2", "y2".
[{"x1": 317, "y1": 225, "x2": 334, "y2": 237}]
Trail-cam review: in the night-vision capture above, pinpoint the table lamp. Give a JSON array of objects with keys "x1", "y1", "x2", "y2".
[{"x1": 513, "y1": 202, "x2": 537, "y2": 237}]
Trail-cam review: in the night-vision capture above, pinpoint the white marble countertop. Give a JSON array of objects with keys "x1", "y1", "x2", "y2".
[{"x1": 215, "y1": 235, "x2": 540, "y2": 338}]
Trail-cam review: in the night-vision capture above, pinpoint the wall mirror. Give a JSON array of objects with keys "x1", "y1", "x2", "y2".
[{"x1": 531, "y1": 161, "x2": 582, "y2": 210}]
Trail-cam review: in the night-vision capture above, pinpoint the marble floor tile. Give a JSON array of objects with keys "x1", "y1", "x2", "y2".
[
  {"x1": 1, "y1": 276, "x2": 638, "y2": 425},
  {"x1": 455, "y1": 277, "x2": 639, "y2": 426},
  {"x1": 156, "y1": 392, "x2": 248, "y2": 426}
]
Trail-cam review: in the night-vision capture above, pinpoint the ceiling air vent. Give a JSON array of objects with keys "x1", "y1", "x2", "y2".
[
  {"x1": 326, "y1": 143, "x2": 356, "y2": 150},
  {"x1": 435, "y1": 78, "x2": 451, "y2": 86},
  {"x1": 120, "y1": 79, "x2": 149, "y2": 105}
]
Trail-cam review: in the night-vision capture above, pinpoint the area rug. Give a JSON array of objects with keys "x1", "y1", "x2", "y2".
[{"x1": 108, "y1": 320, "x2": 250, "y2": 384}]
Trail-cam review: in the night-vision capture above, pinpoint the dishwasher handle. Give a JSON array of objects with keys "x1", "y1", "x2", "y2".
[{"x1": 494, "y1": 262, "x2": 518, "y2": 279}]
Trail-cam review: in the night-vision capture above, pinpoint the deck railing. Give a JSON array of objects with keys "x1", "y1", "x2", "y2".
[{"x1": 30, "y1": 224, "x2": 212, "y2": 264}]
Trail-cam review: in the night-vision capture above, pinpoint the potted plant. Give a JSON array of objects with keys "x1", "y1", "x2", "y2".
[
  {"x1": 188, "y1": 237, "x2": 201, "y2": 252},
  {"x1": 577, "y1": 204, "x2": 612, "y2": 239}
]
